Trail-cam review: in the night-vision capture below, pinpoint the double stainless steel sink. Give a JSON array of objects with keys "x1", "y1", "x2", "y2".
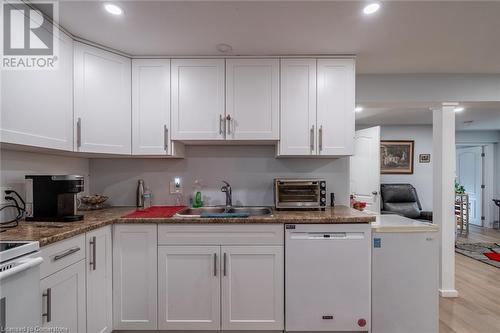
[{"x1": 176, "y1": 206, "x2": 273, "y2": 217}]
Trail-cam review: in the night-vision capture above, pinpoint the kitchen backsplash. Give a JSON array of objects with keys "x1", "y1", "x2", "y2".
[
  {"x1": 90, "y1": 145, "x2": 350, "y2": 207},
  {"x1": 0, "y1": 148, "x2": 90, "y2": 220},
  {"x1": 0, "y1": 146, "x2": 350, "y2": 209}
]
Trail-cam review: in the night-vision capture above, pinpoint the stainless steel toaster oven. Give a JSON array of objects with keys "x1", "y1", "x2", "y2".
[{"x1": 274, "y1": 179, "x2": 327, "y2": 210}]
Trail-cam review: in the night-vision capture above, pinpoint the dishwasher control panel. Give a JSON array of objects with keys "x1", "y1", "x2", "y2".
[{"x1": 290, "y1": 232, "x2": 365, "y2": 240}]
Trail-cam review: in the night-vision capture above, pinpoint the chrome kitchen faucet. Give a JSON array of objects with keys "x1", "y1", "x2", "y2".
[{"x1": 221, "y1": 181, "x2": 232, "y2": 207}]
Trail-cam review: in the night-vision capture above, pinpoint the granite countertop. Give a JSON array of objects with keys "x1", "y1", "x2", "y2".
[{"x1": 0, "y1": 205, "x2": 375, "y2": 247}]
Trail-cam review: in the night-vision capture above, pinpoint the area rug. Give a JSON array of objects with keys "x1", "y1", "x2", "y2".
[{"x1": 455, "y1": 242, "x2": 500, "y2": 268}]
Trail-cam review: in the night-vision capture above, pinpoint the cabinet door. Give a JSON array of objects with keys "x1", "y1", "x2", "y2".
[
  {"x1": 74, "y1": 42, "x2": 131, "y2": 154},
  {"x1": 226, "y1": 59, "x2": 279, "y2": 140},
  {"x1": 40, "y1": 260, "x2": 86, "y2": 333},
  {"x1": 113, "y1": 224, "x2": 157, "y2": 330},
  {"x1": 279, "y1": 59, "x2": 317, "y2": 155},
  {"x1": 1, "y1": 30, "x2": 73, "y2": 151},
  {"x1": 317, "y1": 59, "x2": 355, "y2": 156},
  {"x1": 372, "y1": 232, "x2": 438, "y2": 333},
  {"x1": 221, "y1": 246, "x2": 284, "y2": 330},
  {"x1": 132, "y1": 59, "x2": 171, "y2": 155},
  {"x1": 86, "y1": 226, "x2": 112, "y2": 333},
  {"x1": 158, "y1": 246, "x2": 221, "y2": 330},
  {"x1": 171, "y1": 59, "x2": 225, "y2": 140}
]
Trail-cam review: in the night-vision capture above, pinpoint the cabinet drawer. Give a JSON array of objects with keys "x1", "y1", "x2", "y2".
[
  {"x1": 158, "y1": 224, "x2": 284, "y2": 245},
  {"x1": 40, "y1": 235, "x2": 86, "y2": 278}
]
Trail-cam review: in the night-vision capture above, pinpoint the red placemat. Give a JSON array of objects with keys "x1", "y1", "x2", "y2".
[{"x1": 122, "y1": 206, "x2": 186, "y2": 218}]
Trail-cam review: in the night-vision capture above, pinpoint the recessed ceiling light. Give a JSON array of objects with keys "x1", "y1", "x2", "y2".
[
  {"x1": 104, "y1": 3, "x2": 123, "y2": 16},
  {"x1": 216, "y1": 43, "x2": 233, "y2": 53},
  {"x1": 355, "y1": 106, "x2": 364, "y2": 112},
  {"x1": 454, "y1": 106, "x2": 465, "y2": 112},
  {"x1": 363, "y1": 2, "x2": 381, "y2": 15}
]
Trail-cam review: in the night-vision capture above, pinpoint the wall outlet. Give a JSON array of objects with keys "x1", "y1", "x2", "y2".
[
  {"x1": 0, "y1": 186, "x2": 13, "y2": 205},
  {"x1": 169, "y1": 177, "x2": 183, "y2": 194}
]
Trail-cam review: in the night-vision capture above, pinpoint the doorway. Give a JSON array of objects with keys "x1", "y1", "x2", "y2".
[{"x1": 456, "y1": 146, "x2": 484, "y2": 226}]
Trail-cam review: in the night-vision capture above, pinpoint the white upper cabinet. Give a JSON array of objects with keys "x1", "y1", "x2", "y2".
[
  {"x1": 279, "y1": 58, "x2": 355, "y2": 157},
  {"x1": 317, "y1": 59, "x2": 355, "y2": 156},
  {"x1": 226, "y1": 59, "x2": 279, "y2": 140},
  {"x1": 132, "y1": 59, "x2": 172, "y2": 155},
  {"x1": 171, "y1": 59, "x2": 225, "y2": 140},
  {"x1": 74, "y1": 42, "x2": 131, "y2": 154},
  {"x1": 1, "y1": 30, "x2": 74, "y2": 151},
  {"x1": 279, "y1": 59, "x2": 317, "y2": 155}
]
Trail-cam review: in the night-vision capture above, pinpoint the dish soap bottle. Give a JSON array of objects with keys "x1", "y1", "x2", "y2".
[{"x1": 192, "y1": 180, "x2": 203, "y2": 208}]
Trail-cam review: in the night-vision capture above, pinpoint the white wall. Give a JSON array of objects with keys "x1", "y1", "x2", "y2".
[
  {"x1": 89, "y1": 145, "x2": 350, "y2": 207},
  {"x1": 379, "y1": 125, "x2": 434, "y2": 211},
  {"x1": 456, "y1": 130, "x2": 500, "y2": 144},
  {"x1": 0, "y1": 149, "x2": 90, "y2": 219},
  {"x1": 497, "y1": 143, "x2": 500, "y2": 223},
  {"x1": 377, "y1": 127, "x2": 500, "y2": 221},
  {"x1": 0, "y1": 149, "x2": 90, "y2": 192},
  {"x1": 357, "y1": 74, "x2": 500, "y2": 103}
]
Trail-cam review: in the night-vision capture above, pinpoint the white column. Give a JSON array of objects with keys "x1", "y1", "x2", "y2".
[{"x1": 433, "y1": 103, "x2": 458, "y2": 298}]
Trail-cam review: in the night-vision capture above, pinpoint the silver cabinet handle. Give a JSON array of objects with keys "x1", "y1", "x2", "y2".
[
  {"x1": 219, "y1": 115, "x2": 224, "y2": 135},
  {"x1": 213, "y1": 253, "x2": 217, "y2": 277},
  {"x1": 310, "y1": 125, "x2": 315, "y2": 151},
  {"x1": 42, "y1": 288, "x2": 51, "y2": 323},
  {"x1": 0, "y1": 297, "x2": 5, "y2": 332},
  {"x1": 223, "y1": 252, "x2": 227, "y2": 276},
  {"x1": 89, "y1": 236, "x2": 96, "y2": 271},
  {"x1": 76, "y1": 117, "x2": 82, "y2": 148},
  {"x1": 226, "y1": 115, "x2": 231, "y2": 135},
  {"x1": 164, "y1": 125, "x2": 169, "y2": 153},
  {"x1": 53, "y1": 246, "x2": 80, "y2": 261},
  {"x1": 319, "y1": 125, "x2": 323, "y2": 152}
]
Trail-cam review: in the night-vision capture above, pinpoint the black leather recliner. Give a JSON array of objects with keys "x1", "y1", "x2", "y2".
[{"x1": 380, "y1": 184, "x2": 433, "y2": 222}]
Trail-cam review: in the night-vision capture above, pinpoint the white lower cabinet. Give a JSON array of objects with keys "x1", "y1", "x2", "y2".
[
  {"x1": 221, "y1": 246, "x2": 284, "y2": 330},
  {"x1": 86, "y1": 226, "x2": 113, "y2": 333},
  {"x1": 158, "y1": 246, "x2": 221, "y2": 330},
  {"x1": 113, "y1": 224, "x2": 158, "y2": 330},
  {"x1": 157, "y1": 224, "x2": 284, "y2": 331},
  {"x1": 40, "y1": 260, "x2": 86, "y2": 333}
]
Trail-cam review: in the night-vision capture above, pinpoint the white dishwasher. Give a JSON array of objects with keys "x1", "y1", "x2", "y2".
[{"x1": 285, "y1": 223, "x2": 371, "y2": 332}]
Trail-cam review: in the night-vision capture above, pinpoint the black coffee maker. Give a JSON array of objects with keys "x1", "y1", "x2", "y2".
[{"x1": 25, "y1": 175, "x2": 84, "y2": 222}]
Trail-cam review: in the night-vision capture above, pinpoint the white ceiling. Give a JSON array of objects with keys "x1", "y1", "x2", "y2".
[
  {"x1": 55, "y1": 0, "x2": 500, "y2": 74},
  {"x1": 355, "y1": 101, "x2": 500, "y2": 130}
]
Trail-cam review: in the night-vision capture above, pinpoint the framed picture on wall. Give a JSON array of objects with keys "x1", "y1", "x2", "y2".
[
  {"x1": 380, "y1": 140, "x2": 414, "y2": 174},
  {"x1": 419, "y1": 154, "x2": 431, "y2": 163}
]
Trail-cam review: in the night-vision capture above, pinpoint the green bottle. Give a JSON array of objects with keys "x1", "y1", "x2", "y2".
[{"x1": 193, "y1": 191, "x2": 202, "y2": 208}]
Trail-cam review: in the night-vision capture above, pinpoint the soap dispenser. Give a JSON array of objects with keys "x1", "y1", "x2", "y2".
[{"x1": 192, "y1": 179, "x2": 203, "y2": 208}]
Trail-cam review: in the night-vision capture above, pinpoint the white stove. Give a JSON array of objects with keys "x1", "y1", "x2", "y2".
[
  {"x1": 0, "y1": 241, "x2": 39, "y2": 263},
  {"x1": 0, "y1": 240, "x2": 43, "y2": 331}
]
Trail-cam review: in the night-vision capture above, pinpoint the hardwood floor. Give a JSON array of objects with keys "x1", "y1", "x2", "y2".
[
  {"x1": 439, "y1": 226, "x2": 500, "y2": 332},
  {"x1": 456, "y1": 225, "x2": 500, "y2": 244}
]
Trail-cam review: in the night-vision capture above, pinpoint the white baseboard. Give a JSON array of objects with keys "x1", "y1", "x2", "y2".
[{"x1": 439, "y1": 289, "x2": 459, "y2": 298}]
